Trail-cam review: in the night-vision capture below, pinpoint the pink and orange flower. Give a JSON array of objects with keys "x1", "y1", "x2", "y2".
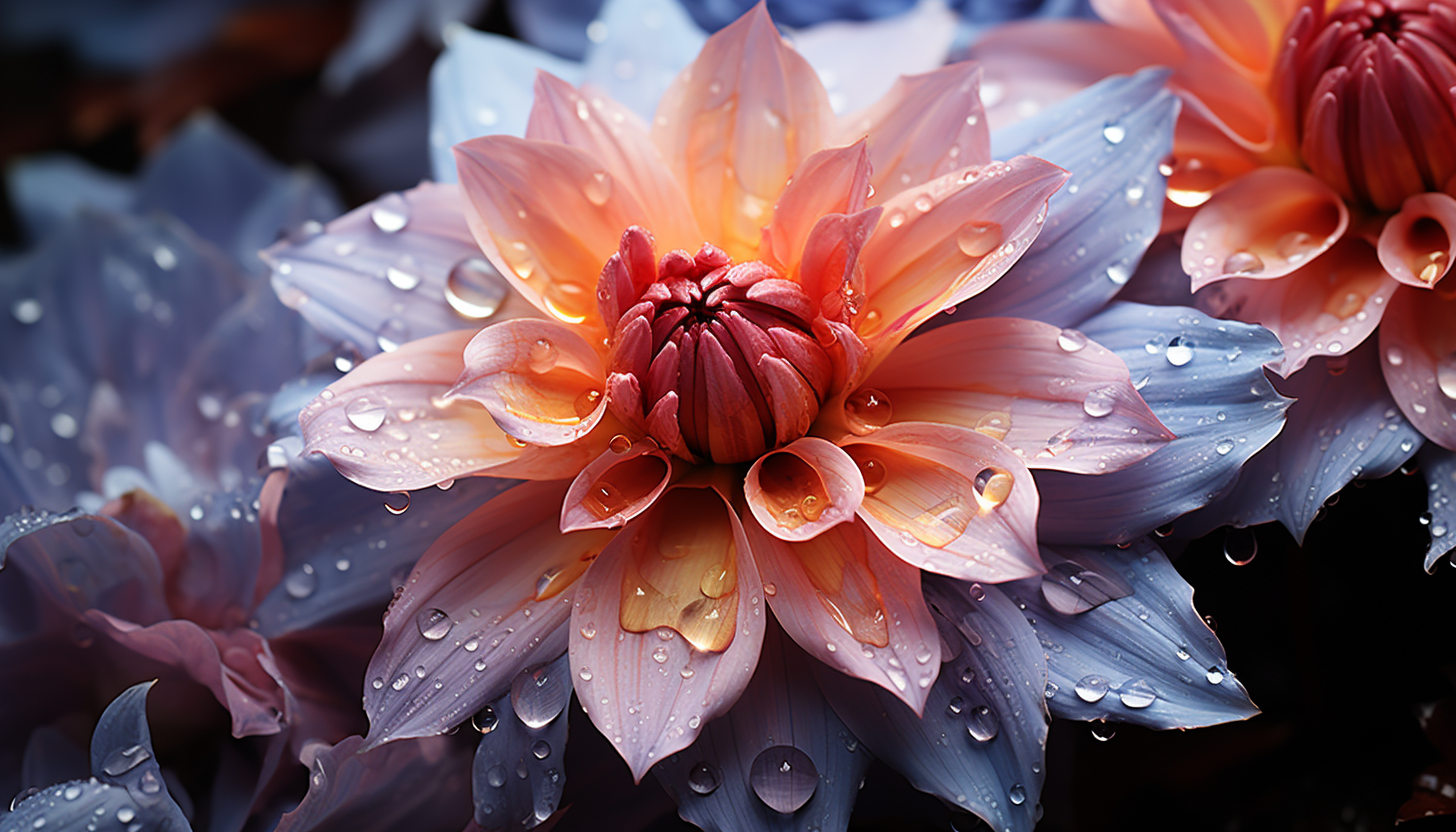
[
  {"x1": 297, "y1": 5, "x2": 1174, "y2": 778},
  {"x1": 975, "y1": 0, "x2": 1456, "y2": 447}
]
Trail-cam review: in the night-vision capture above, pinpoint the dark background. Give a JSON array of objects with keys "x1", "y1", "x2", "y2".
[{"x1": 4, "y1": 3, "x2": 1454, "y2": 830}]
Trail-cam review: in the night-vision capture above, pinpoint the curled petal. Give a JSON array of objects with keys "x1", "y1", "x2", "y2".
[
  {"x1": 1377, "y1": 192, "x2": 1456, "y2": 288},
  {"x1": 455, "y1": 135, "x2": 650, "y2": 331},
  {"x1": 797, "y1": 208, "x2": 883, "y2": 319},
  {"x1": 857, "y1": 156, "x2": 1068, "y2": 359},
  {"x1": 362, "y1": 481, "x2": 615, "y2": 747},
  {"x1": 837, "y1": 63, "x2": 992, "y2": 204},
  {"x1": 762, "y1": 141, "x2": 872, "y2": 274},
  {"x1": 448, "y1": 319, "x2": 608, "y2": 446},
  {"x1": 277, "y1": 735, "x2": 474, "y2": 832},
  {"x1": 527, "y1": 73, "x2": 702, "y2": 253},
  {"x1": 1197, "y1": 237, "x2": 1398, "y2": 375},
  {"x1": 652, "y1": 3, "x2": 833, "y2": 260},
  {"x1": 299, "y1": 330, "x2": 593, "y2": 490},
  {"x1": 570, "y1": 485, "x2": 766, "y2": 782},
  {"x1": 845, "y1": 317, "x2": 1173, "y2": 474},
  {"x1": 745, "y1": 518, "x2": 938, "y2": 711},
  {"x1": 840, "y1": 422, "x2": 1043, "y2": 583},
  {"x1": 744, "y1": 437, "x2": 862, "y2": 542},
  {"x1": 1380, "y1": 286, "x2": 1456, "y2": 450},
  {"x1": 1182, "y1": 167, "x2": 1349, "y2": 290},
  {"x1": 562, "y1": 440, "x2": 674, "y2": 532},
  {"x1": 1420, "y1": 444, "x2": 1456, "y2": 571}
]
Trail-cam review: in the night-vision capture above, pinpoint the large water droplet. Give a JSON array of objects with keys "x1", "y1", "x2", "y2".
[
  {"x1": 1118, "y1": 678, "x2": 1157, "y2": 708},
  {"x1": 1074, "y1": 674, "x2": 1110, "y2": 703},
  {"x1": 1102, "y1": 122, "x2": 1126, "y2": 143},
  {"x1": 1090, "y1": 722, "x2": 1116, "y2": 741},
  {"x1": 345, "y1": 398, "x2": 387, "y2": 432},
  {"x1": 12, "y1": 298, "x2": 42, "y2": 324},
  {"x1": 688, "y1": 762, "x2": 722, "y2": 795},
  {"x1": 1009, "y1": 783, "x2": 1027, "y2": 805},
  {"x1": 583, "y1": 171, "x2": 613, "y2": 206},
  {"x1": 385, "y1": 262, "x2": 421, "y2": 291},
  {"x1": 956, "y1": 221, "x2": 1002, "y2": 258},
  {"x1": 1165, "y1": 336, "x2": 1194, "y2": 367},
  {"x1": 417, "y1": 608, "x2": 453, "y2": 640},
  {"x1": 1222, "y1": 250, "x2": 1264, "y2": 275},
  {"x1": 486, "y1": 764, "x2": 507, "y2": 788},
  {"x1": 371, "y1": 194, "x2": 410, "y2": 232},
  {"x1": 972, "y1": 468, "x2": 1013, "y2": 510},
  {"x1": 511, "y1": 663, "x2": 570, "y2": 728},
  {"x1": 472, "y1": 705, "x2": 499, "y2": 734},
  {"x1": 101, "y1": 744, "x2": 152, "y2": 776},
  {"x1": 844, "y1": 388, "x2": 892, "y2": 434},
  {"x1": 284, "y1": 564, "x2": 318, "y2": 599},
  {"x1": 445, "y1": 258, "x2": 509, "y2": 319},
  {"x1": 749, "y1": 746, "x2": 818, "y2": 813},
  {"x1": 384, "y1": 491, "x2": 410, "y2": 515},
  {"x1": 1057, "y1": 329, "x2": 1088, "y2": 352},
  {"x1": 967, "y1": 705, "x2": 998, "y2": 742},
  {"x1": 375, "y1": 317, "x2": 410, "y2": 353},
  {"x1": 1223, "y1": 527, "x2": 1257, "y2": 566},
  {"x1": 1081, "y1": 386, "x2": 1118, "y2": 418},
  {"x1": 1437, "y1": 353, "x2": 1456, "y2": 399},
  {"x1": 1041, "y1": 562, "x2": 1128, "y2": 614},
  {"x1": 528, "y1": 338, "x2": 559, "y2": 374}
]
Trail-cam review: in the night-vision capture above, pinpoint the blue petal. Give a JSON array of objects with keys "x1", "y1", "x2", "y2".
[
  {"x1": 580, "y1": 0, "x2": 708, "y2": 121},
  {"x1": 1008, "y1": 538, "x2": 1259, "y2": 728},
  {"x1": 7, "y1": 154, "x2": 135, "y2": 243},
  {"x1": 470, "y1": 653, "x2": 571, "y2": 830},
  {"x1": 430, "y1": 30, "x2": 583, "y2": 181},
  {"x1": 275, "y1": 735, "x2": 474, "y2": 832},
  {"x1": 950, "y1": 70, "x2": 1175, "y2": 328},
  {"x1": 1176, "y1": 342, "x2": 1423, "y2": 542},
  {"x1": 88, "y1": 681, "x2": 192, "y2": 830},
  {"x1": 251, "y1": 455, "x2": 509, "y2": 637},
  {"x1": 654, "y1": 623, "x2": 872, "y2": 831},
  {"x1": 818, "y1": 576, "x2": 1048, "y2": 832},
  {"x1": 1033, "y1": 303, "x2": 1290, "y2": 544},
  {"x1": 1419, "y1": 443, "x2": 1456, "y2": 572}
]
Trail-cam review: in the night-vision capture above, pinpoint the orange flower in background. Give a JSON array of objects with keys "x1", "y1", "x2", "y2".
[
  {"x1": 974, "y1": 0, "x2": 1456, "y2": 446},
  {"x1": 296, "y1": 4, "x2": 1176, "y2": 780}
]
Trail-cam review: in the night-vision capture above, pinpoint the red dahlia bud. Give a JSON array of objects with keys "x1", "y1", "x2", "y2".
[
  {"x1": 1278, "y1": 0, "x2": 1456, "y2": 211},
  {"x1": 599, "y1": 227, "x2": 835, "y2": 464}
]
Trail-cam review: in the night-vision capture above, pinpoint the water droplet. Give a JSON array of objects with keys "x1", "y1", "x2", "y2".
[
  {"x1": 651, "y1": 645, "x2": 670, "y2": 663},
  {"x1": 967, "y1": 705, "x2": 998, "y2": 742},
  {"x1": 856, "y1": 456, "x2": 887, "y2": 495},
  {"x1": 1074, "y1": 674, "x2": 1109, "y2": 703},
  {"x1": 1090, "y1": 722, "x2": 1116, "y2": 741},
  {"x1": 583, "y1": 171, "x2": 613, "y2": 206},
  {"x1": 116, "y1": 808, "x2": 136, "y2": 824},
  {"x1": 1102, "y1": 122, "x2": 1126, "y2": 143},
  {"x1": 486, "y1": 764, "x2": 507, "y2": 787},
  {"x1": 968, "y1": 583, "x2": 986, "y2": 602},
  {"x1": 284, "y1": 564, "x2": 318, "y2": 599},
  {"x1": 445, "y1": 258, "x2": 508, "y2": 319},
  {"x1": 1206, "y1": 666, "x2": 1225, "y2": 684},
  {"x1": 532, "y1": 740, "x2": 552, "y2": 760},
  {"x1": 385, "y1": 263, "x2": 421, "y2": 290},
  {"x1": 1437, "y1": 353, "x2": 1456, "y2": 399},
  {"x1": 1386, "y1": 347, "x2": 1405, "y2": 367},
  {"x1": 63, "y1": 785, "x2": 82, "y2": 801},
  {"x1": 12, "y1": 298, "x2": 42, "y2": 324},
  {"x1": 688, "y1": 762, "x2": 722, "y2": 795},
  {"x1": 1106, "y1": 263, "x2": 1131, "y2": 285},
  {"x1": 580, "y1": 623, "x2": 597, "y2": 639},
  {"x1": 512, "y1": 663, "x2": 570, "y2": 728},
  {"x1": 1118, "y1": 678, "x2": 1156, "y2": 708},
  {"x1": 101, "y1": 744, "x2": 152, "y2": 776},
  {"x1": 371, "y1": 195, "x2": 409, "y2": 232},
  {"x1": 1275, "y1": 230, "x2": 1317, "y2": 260},
  {"x1": 1081, "y1": 386, "x2": 1118, "y2": 418},
  {"x1": 1165, "y1": 336, "x2": 1194, "y2": 367},
  {"x1": 375, "y1": 317, "x2": 409, "y2": 353},
  {"x1": 137, "y1": 769, "x2": 162, "y2": 795},
  {"x1": 956, "y1": 221, "x2": 1002, "y2": 257},
  {"x1": 844, "y1": 388, "x2": 892, "y2": 434},
  {"x1": 417, "y1": 608, "x2": 453, "y2": 640},
  {"x1": 574, "y1": 388, "x2": 602, "y2": 417},
  {"x1": 345, "y1": 398, "x2": 387, "y2": 432},
  {"x1": 384, "y1": 491, "x2": 410, "y2": 515},
  {"x1": 1215, "y1": 438, "x2": 1235, "y2": 455},
  {"x1": 472, "y1": 705, "x2": 499, "y2": 734},
  {"x1": 1223, "y1": 527, "x2": 1257, "y2": 566},
  {"x1": 1057, "y1": 329, "x2": 1088, "y2": 352},
  {"x1": 972, "y1": 468, "x2": 1014, "y2": 510},
  {"x1": 1222, "y1": 250, "x2": 1264, "y2": 275},
  {"x1": 1009, "y1": 784, "x2": 1027, "y2": 805},
  {"x1": 749, "y1": 746, "x2": 818, "y2": 813},
  {"x1": 608, "y1": 434, "x2": 632, "y2": 454},
  {"x1": 528, "y1": 338, "x2": 559, "y2": 374}
]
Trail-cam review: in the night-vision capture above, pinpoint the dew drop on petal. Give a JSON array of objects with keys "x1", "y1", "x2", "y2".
[
  {"x1": 1009, "y1": 783, "x2": 1027, "y2": 805},
  {"x1": 583, "y1": 171, "x2": 613, "y2": 206},
  {"x1": 472, "y1": 705, "x2": 499, "y2": 734},
  {"x1": 608, "y1": 434, "x2": 632, "y2": 454},
  {"x1": 528, "y1": 338, "x2": 559, "y2": 374},
  {"x1": 511, "y1": 663, "x2": 570, "y2": 728},
  {"x1": 1118, "y1": 678, "x2": 1157, "y2": 708},
  {"x1": 1386, "y1": 346, "x2": 1405, "y2": 366},
  {"x1": 12, "y1": 299, "x2": 42, "y2": 324},
  {"x1": 1081, "y1": 386, "x2": 1117, "y2": 418},
  {"x1": 956, "y1": 221, "x2": 1002, "y2": 258},
  {"x1": 1057, "y1": 329, "x2": 1088, "y2": 352},
  {"x1": 384, "y1": 491, "x2": 410, "y2": 515},
  {"x1": 284, "y1": 564, "x2": 318, "y2": 599},
  {"x1": 101, "y1": 745, "x2": 152, "y2": 776},
  {"x1": 688, "y1": 762, "x2": 722, "y2": 795},
  {"x1": 1223, "y1": 527, "x2": 1257, "y2": 566},
  {"x1": 967, "y1": 705, "x2": 998, "y2": 742},
  {"x1": 749, "y1": 746, "x2": 818, "y2": 814},
  {"x1": 1102, "y1": 122, "x2": 1126, "y2": 143},
  {"x1": 445, "y1": 258, "x2": 508, "y2": 319},
  {"x1": 1074, "y1": 674, "x2": 1109, "y2": 703},
  {"x1": 417, "y1": 608, "x2": 453, "y2": 640},
  {"x1": 1222, "y1": 251, "x2": 1264, "y2": 275},
  {"x1": 1437, "y1": 353, "x2": 1456, "y2": 399},
  {"x1": 1165, "y1": 336, "x2": 1194, "y2": 367},
  {"x1": 844, "y1": 388, "x2": 892, "y2": 434},
  {"x1": 370, "y1": 194, "x2": 410, "y2": 233}
]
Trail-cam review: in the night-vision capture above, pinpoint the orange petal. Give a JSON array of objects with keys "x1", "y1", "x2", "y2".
[
  {"x1": 454, "y1": 135, "x2": 651, "y2": 332},
  {"x1": 1379, "y1": 286, "x2": 1456, "y2": 450},
  {"x1": 561, "y1": 440, "x2": 674, "y2": 532},
  {"x1": 744, "y1": 437, "x2": 863, "y2": 541},
  {"x1": 299, "y1": 330, "x2": 596, "y2": 490},
  {"x1": 447, "y1": 318, "x2": 607, "y2": 446},
  {"x1": 527, "y1": 73, "x2": 703, "y2": 254},
  {"x1": 840, "y1": 422, "x2": 1044, "y2": 583},
  {"x1": 1377, "y1": 192, "x2": 1456, "y2": 289},
  {"x1": 761, "y1": 141, "x2": 872, "y2": 274},
  {"x1": 1182, "y1": 167, "x2": 1349, "y2": 291},
  {"x1": 1198, "y1": 237, "x2": 1397, "y2": 375},
  {"x1": 570, "y1": 485, "x2": 766, "y2": 782},
  {"x1": 856, "y1": 155, "x2": 1068, "y2": 360},
  {"x1": 651, "y1": 3, "x2": 834, "y2": 261},
  {"x1": 744, "y1": 517, "x2": 939, "y2": 712},
  {"x1": 836, "y1": 63, "x2": 992, "y2": 204}
]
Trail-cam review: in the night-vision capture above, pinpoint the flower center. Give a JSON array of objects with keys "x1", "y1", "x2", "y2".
[
  {"x1": 599, "y1": 227, "x2": 835, "y2": 464},
  {"x1": 1281, "y1": 0, "x2": 1456, "y2": 210}
]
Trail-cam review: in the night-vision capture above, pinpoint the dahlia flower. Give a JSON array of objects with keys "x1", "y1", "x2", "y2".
[
  {"x1": 972, "y1": 0, "x2": 1456, "y2": 556},
  {"x1": 260, "y1": 4, "x2": 1269, "y2": 829}
]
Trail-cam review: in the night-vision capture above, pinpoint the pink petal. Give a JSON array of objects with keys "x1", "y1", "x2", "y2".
[
  {"x1": 856, "y1": 156, "x2": 1069, "y2": 359},
  {"x1": 1377, "y1": 192, "x2": 1456, "y2": 288},
  {"x1": 1181, "y1": 167, "x2": 1349, "y2": 291},
  {"x1": 651, "y1": 3, "x2": 833, "y2": 260},
  {"x1": 761, "y1": 141, "x2": 872, "y2": 274},
  {"x1": 569, "y1": 485, "x2": 767, "y2": 782},
  {"x1": 526, "y1": 74, "x2": 703, "y2": 254},
  {"x1": 447, "y1": 318, "x2": 608, "y2": 446},
  {"x1": 836, "y1": 63, "x2": 992, "y2": 204},
  {"x1": 744, "y1": 437, "x2": 863, "y2": 541},
  {"x1": 797, "y1": 207, "x2": 883, "y2": 318},
  {"x1": 299, "y1": 330, "x2": 596, "y2": 490},
  {"x1": 454, "y1": 135, "x2": 651, "y2": 332},
  {"x1": 1198, "y1": 237, "x2": 1398, "y2": 375},
  {"x1": 561, "y1": 440, "x2": 674, "y2": 532},
  {"x1": 362, "y1": 480, "x2": 617, "y2": 746},
  {"x1": 744, "y1": 517, "x2": 939, "y2": 712},
  {"x1": 1379, "y1": 286, "x2": 1456, "y2": 450},
  {"x1": 839, "y1": 422, "x2": 1044, "y2": 582},
  {"x1": 832, "y1": 318, "x2": 1173, "y2": 474}
]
